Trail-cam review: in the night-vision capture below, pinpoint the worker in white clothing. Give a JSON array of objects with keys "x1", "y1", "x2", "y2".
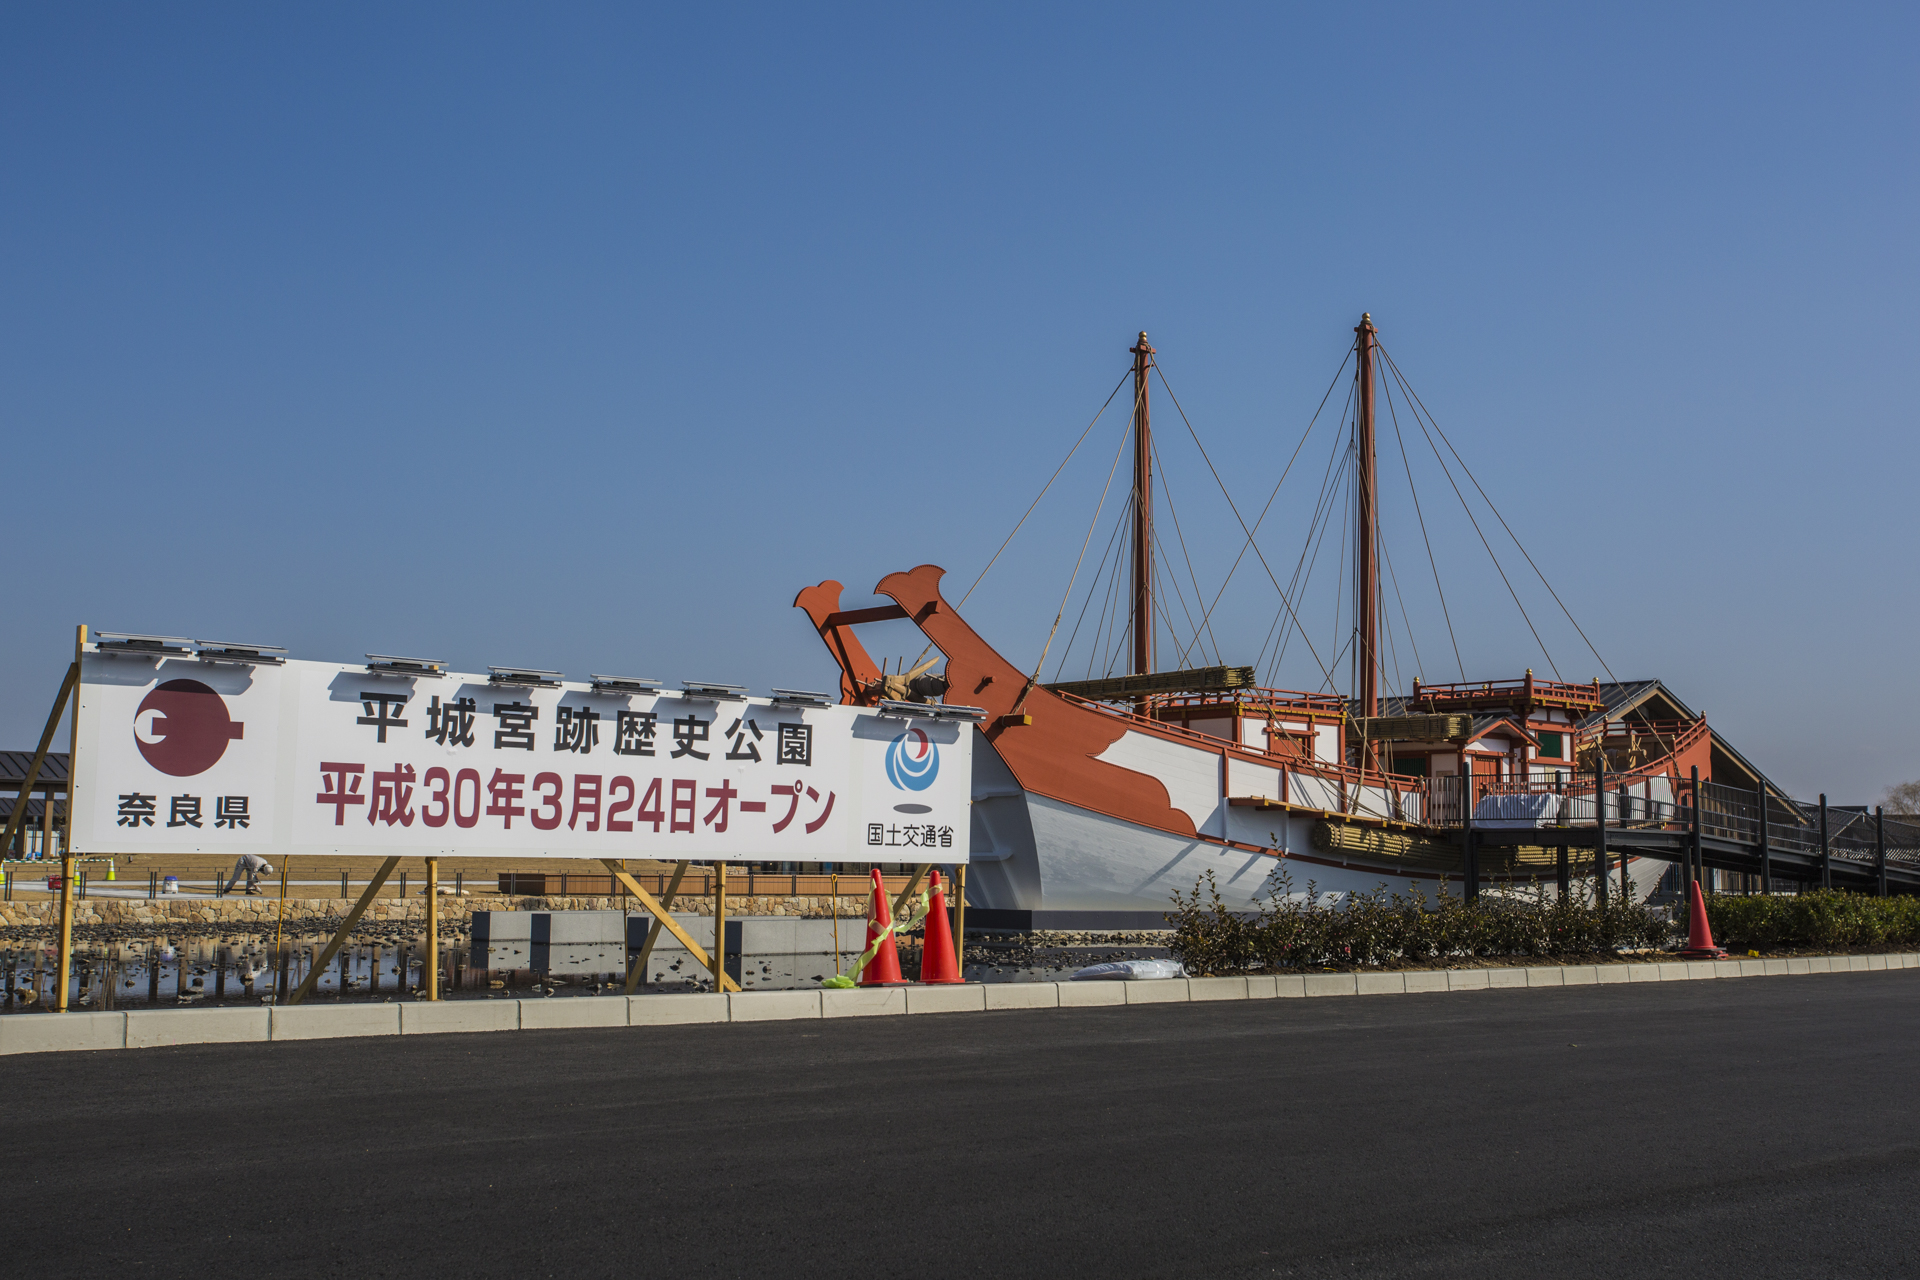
[{"x1": 227, "y1": 852, "x2": 275, "y2": 895}]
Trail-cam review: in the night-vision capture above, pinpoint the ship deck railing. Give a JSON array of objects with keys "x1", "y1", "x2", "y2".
[
  {"x1": 1142, "y1": 687, "x2": 1348, "y2": 717},
  {"x1": 1053, "y1": 690, "x2": 1414, "y2": 788},
  {"x1": 1404, "y1": 674, "x2": 1609, "y2": 714},
  {"x1": 1573, "y1": 717, "x2": 1707, "y2": 758}
]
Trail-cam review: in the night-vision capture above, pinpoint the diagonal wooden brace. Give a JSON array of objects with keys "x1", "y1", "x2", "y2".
[
  {"x1": 2, "y1": 663, "x2": 76, "y2": 858},
  {"x1": 891, "y1": 863, "x2": 933, "y2": 922},
  {"x1": 288, "y1": 856, "x2": 400, "y2": 1006},
  {"x1": 626, "y1": 859, "x2": 690, "y2": 993},
  {"x1": 603, "y1": 859, "x2": 739, "y2": 993}
]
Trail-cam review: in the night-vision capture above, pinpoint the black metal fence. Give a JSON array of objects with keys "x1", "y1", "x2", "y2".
[{"x1": 1426, "y1": 772, "x2": 1920, "y2": 876}]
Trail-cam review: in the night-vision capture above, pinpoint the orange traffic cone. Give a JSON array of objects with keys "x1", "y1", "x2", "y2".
[
  {"x1": 858, "y1": 868, "x2": 905, "y2": 986},
  {"x1": 1676, "y1": 879, "x2": 1727, "y2": 959},
  {"x1": 919, "y1": 869, "x2": 962, "y2": 984}
]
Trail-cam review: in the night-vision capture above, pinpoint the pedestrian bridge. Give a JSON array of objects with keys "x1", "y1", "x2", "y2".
[{"x1": 1422, "y1": 772, "x2": 1920, "y2": 898}]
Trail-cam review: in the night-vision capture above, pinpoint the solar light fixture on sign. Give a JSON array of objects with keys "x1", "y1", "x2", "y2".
[
  {"x1": 770, "y1": 688, "x2": 832, "y2": 708},
  {"x1": 589, "y1": 675, "x2": 663, "y2": 695},
  {"x1": 488, "y1": 666, "x2": 563, "y2": 689},
  {"x1": 876, "y1": 699, "x2": 988, "y2": 722},
  {"x1": 681, "y1": 681, "x2": 747, "y2": 702},
  {"x1": 93, "y1": 632, "x2": 195, "y2": 661},
  {"x1": 195, "y1": 640, "x2": 288, "y2": 667},
  {"x1": 365, "y1": 654, "x2": 449, "y2": 679}
]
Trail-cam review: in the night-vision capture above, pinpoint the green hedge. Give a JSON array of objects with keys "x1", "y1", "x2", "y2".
[
  {"x1": 1705, "y1": 890, "x2": 1920, "y2": 951},
  {"x1": 1166, "y1": 868, "x2": 1670, "y2": 977}
]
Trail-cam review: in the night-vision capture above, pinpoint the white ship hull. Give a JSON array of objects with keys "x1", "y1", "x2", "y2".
[
  {"x1": 967, "y1": 739, "x2": 1669, "y2": 917},
  {"x1": 794, "y1": 567, "x2": 1679, "y2": 922}
]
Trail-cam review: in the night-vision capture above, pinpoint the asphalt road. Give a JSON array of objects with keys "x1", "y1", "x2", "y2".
[{"x1": 11, "y1": 974, "x2": 1920, "y2": 1279}]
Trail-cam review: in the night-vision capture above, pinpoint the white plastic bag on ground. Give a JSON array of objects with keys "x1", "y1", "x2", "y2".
[{"x1": 1071, "y1": 959, "x2": 1186, "y2": 981}]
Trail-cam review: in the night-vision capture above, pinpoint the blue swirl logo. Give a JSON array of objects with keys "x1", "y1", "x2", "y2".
[{"x1": 885, "y1": 728, "x2": 939, "y2": 791}]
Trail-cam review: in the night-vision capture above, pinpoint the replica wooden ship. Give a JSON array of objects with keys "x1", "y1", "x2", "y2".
[{"x1": 797, "y1": 320, "x2": 1786, "y2": 925}]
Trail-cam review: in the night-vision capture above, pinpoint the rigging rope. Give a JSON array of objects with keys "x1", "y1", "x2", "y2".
[
  {"x1": 906, "y1": 366, "x2": 1131, "y2": 677},
  {"x1": 1318, "y1": 631, "x2": 1359, "y2": 697},
  {"x1": 1378, "y1": 351, "x2": 1563, "y2": 680},
  {"x1": 1377, "y1": 358, "x2": 1466, "y2": 681},
  {"x1": 1102, "y1": 586, "x2": 1134, "y2": 679},
  {"x1": 1150, "y1": 564, "x2": 1201, "y2": 674},
  {"x1": 1181, "y1": 352, "x2": 1354, "y2": 664},
  {"x1": 1152, "y1": 521, "x2": 1209, "y2": 670},
  {"x1": 952, "y1": 367, "x2": 1130, "y2": 612},
  {"x1": 1093, "y1": 507, "x2": 1137, "y2": 680},
  {"x1": 1377, "y1": 548, "x2": 1403, "y2": 698},
  {"x1": 1333, "y1": 439, "x2": 1352, "y2": 695},
  {"x1": 1379, "y1": 533, "x2": 1422, "y2": 686},
  {"x1": 1149, "y1": 434, "x2": 1224, "y2": 666},
  {"x1": 1050, "y1": 493, "x2": 1130, "y2": 683},
  {"x1": 946, "y1": 337, "x2": 1626, "y2": 748},
  {"x1": 1091, "y1": 503, "x2": 1130, "y2": 678},
  {"x1": 1151, "y1": 363, "x2": 1338, "y2": 692},
  {"x1": 1014, "y1": 410, "x2": 1135, "y2": 713},
  {"x1": 1379, "y1": 344, "x2": 1622, "y2": 688},
  {"x1": 1270, "y1": 408, "x2": 1352, "y2": 691},
  {"x1": 1263, "y1": 435, "x2": 1353, "y2": 681}
]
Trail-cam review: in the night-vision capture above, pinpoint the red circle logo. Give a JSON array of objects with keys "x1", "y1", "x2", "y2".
[{"x1": 133, "y1": 679, "x2": 245, "y2": 777}]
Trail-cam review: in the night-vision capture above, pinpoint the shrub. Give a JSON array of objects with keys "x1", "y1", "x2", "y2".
[
  {"x1": 1705, "y1": 890, "x2": 1920, "y2": 952},
  {"x1": 1166, "y1": 866, "x2": 1670, "y2": 976}
]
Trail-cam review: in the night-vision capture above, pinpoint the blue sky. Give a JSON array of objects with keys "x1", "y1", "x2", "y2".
[{"x1": 3, "y1": 4, "x2": 1914, "y2": 800}]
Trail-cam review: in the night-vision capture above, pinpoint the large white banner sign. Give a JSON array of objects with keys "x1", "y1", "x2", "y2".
[{"x1": 70, "y1": 652, "x2": 971, "y2": 862}]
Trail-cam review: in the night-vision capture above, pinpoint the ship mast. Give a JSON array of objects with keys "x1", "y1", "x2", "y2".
[
  {"x1": 1130, "y1": 331, "x2": 1155, "y2": 689},
  {"x1": 1354, "y1": 313, "x2": 1382, "y2": 772}
]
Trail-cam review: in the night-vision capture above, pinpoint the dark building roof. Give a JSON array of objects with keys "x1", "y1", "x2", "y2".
[
  {"x1": 1573, "y1": 682, "x2": 1795, "y2": 808},
  {"x1": 0, "y1": 751, "x2": 69, "y2": 785},
  {"x1": 1580, "y1": 680, "x2": 1695, "y2": 728},
  {"x1": 0, "y1": 797, "x2": 57, "y2": 823},
  {"x1": 0, "y1": 752, "x2": 69, "y2": 830},
  {"x1": 1467, "y1": 713, "x2": 1532, "y2": 745},
  {"x1": 0, "y1": 751, "x2": 70, "y2": 784}
]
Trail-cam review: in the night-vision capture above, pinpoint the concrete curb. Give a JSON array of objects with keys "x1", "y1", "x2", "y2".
[{"x1": 3, "y1": 952, "x2": 1916, "y2": 1056}]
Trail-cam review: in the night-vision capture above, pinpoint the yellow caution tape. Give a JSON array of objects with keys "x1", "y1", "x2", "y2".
[{"x1": 821, "y1": 891, "x2": 928, "y2": 988}]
